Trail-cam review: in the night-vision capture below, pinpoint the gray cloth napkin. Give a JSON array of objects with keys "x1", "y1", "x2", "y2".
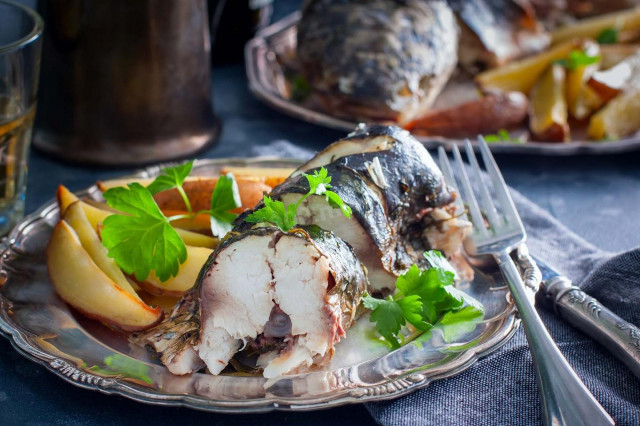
[{"x1": 249, "y1": 142, "x2": 640, "y2": 425}]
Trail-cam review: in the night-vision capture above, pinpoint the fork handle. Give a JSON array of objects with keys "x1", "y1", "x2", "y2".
[{"x1": 495, "y1": 251, "x2": 614, "y2": 426}]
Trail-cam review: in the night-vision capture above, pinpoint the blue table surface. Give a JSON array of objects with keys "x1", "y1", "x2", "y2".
[{"x1": 3, "y1": 1, "x2": 640, "y2": 425}]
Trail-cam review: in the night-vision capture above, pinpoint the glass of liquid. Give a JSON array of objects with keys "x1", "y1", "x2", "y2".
[{"x1": 0, "y1": 1, "x2": 43, "y2": 235}]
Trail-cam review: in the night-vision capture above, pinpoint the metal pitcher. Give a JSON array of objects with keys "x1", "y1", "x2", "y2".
[{"x1": 33, "y1": 0, "x2": 220, "y2": 166}]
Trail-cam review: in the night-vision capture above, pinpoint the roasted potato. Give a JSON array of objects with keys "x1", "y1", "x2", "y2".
[
  {"x1": 551, "y1": 7, "x2": 640, "y2": 45},
  {"x1": 98, "y1": 177, "x2": 270, "y2": 213},
  {"x1": 47, "y1": 221, "x2": 163, "y2": 331},
  {"x1": 588, "y1": 49, "x2": 640, "y2": 101},
  {"x1": 529, "y1": 64, "x2": 570, "y2": 142},
  {"x1": 475, "y1": 39, "x2": 583, "y2": 93},
  {"x1": 565, "y1": 41, "x2": 601, "y2": 119},
  {"x1": 600, "y1": 44, "x2": 640, "y2": 69},
  {"x1": 589, "y1": 88, "x2": 640, "y2": 139},
  {"x1": 220, "y1": 166, "x2": 295, "y2": 188}
]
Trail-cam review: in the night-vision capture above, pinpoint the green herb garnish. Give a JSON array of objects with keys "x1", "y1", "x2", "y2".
[
  {"x1": 101, "y1": 183, "x2": 186, "y2": 282},
  {"x1": 483, "y1": 129, "x2": 522, "y2": 143},
  {"x1": 596, "y1": 27, "x2": 619, "y2": 44},
  {"x1": 362, "y1": 251, "x2": 484, "y2": 349},
  {"x1": 101, "y1": 161, "x2": 241, "y2": 281},
  {"x1": 554, "y1": 49, "x2": 601, "y2": 70},
  {"x1": 244, "y1": 167, "x2": 352, "y2": 232},
  {"x1": 88, "y1": 354, "x2": 153, "y2": 384},
  {"x1": 291, "y1": 74, "x2": 311, "y2": 103}
]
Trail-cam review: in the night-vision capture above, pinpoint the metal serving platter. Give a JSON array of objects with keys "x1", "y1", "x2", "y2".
[
  {"x1": 0, "y1": 158, "x2": 540, "y2": 412},
  {"x1": 246, "y1": 12, "x2": 640, "y2": 155}
]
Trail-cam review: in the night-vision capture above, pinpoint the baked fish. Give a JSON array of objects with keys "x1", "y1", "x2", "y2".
[
  {"x1": 297, "y1": 0, "x2": 459, "y2": 124},
  {"x1": 195, "y1": 226, "x2": 368, "y2": 378},
  {"x1": 448, "y1": 0, "x2": 550, "y2": 69},
  {"x1": 136, "y1": 125, "x2": 469, "y2": 377},
  {"x1": 240, "y1": 124, "x2": 470, "y2": 292}
]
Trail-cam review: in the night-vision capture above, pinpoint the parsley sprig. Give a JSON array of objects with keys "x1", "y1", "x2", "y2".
[
  {"x1": 244, "y1": 167, "x2": 352, "y2": 232},
  {"x1": 483, "y1": 129, "x2": 523, "y2": 144},
  {"x1": 101, "y1": 161, "x2": 241, "y2": 281},
  {"x1": 362, "y1": 251, "x2": 484, "y2": 349},
  {"x1": 553, "y1": 49, "x2": 600, "y2": 70},
  {"x1": 596, "y1": 27, "x2": 618, "y2": 44}
]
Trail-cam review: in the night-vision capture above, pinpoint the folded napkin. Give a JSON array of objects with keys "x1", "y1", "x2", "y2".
[{"x1": 249, "y1": 142, "x2": 640, "y2": 425}]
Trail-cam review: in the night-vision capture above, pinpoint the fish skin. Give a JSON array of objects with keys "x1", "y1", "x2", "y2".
[
  {"x1": 449, "y1": 0, "x2": 550, "y2": 68},
  {"x1": 237, "y1": 125, "x2": 457, "y2": 281},
  {"x1": 297, "y1": 0, "x2": 459, "y2": 123}
]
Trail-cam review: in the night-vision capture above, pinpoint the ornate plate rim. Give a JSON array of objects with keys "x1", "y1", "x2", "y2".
[
  {"x1": 0, "y1": 157, "x2": 534, "y2": 413},
  {"x1": 245, "y1": 12, "x2": 640, "y2": 156}
]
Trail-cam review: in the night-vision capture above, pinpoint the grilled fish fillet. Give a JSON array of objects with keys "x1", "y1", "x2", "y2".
[
  {"x1": 297, "y1": 0, "x2": 459, "y2": 124},
  {"x1": 195, "y1": 226, "x2": 367, "y2": 377}
]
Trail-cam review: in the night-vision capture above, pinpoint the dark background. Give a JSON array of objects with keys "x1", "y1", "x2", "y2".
[{"x1": 2, "y1": 0, "x2": 639, "y2": 424}]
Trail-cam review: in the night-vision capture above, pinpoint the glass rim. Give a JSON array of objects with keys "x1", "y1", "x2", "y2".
[{"x1": 0, "y1": 0, "x2": 44, "y2": 55}]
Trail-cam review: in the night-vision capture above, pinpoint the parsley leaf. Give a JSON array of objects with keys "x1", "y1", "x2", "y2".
[
  {"x1": 437, "y1": 305, "x2": 484, "y2": 343},
  {"x1": 147, "y1": 161, "x2": 194, "y2": 213},
  {"x1": 291, "y1": 74, "x2": 311, "y2": 103},
  {"x1": 88, "y1": 354, "x2": 153, "y2": 384},
  {"x1": 102, "y1": 183, "x2": 187, "y2": 282},
  {"x1": 362, "y1": 250, "x2": 484, "y2": 349},
  {"x1": 244, "y1": 195, "x2": 296, "y2": 231},
  {"x1": 147, "y1": 161, "x2": 193, "y2": 195},
  {"x1": 244, "y1": 167, "x2": 351, "y2": 231},
  {"x1": 483, "y1": 129, "x2": 523, "y2": 144},
  {"x1": 207, "y1": 173, "x2": 241, "y2": 237},
  {"x1": 363, "y1": 294, "x2": 404, "y2": 349},
  {"x1": 325, "y1": 190, "x2": 353, "y2": 217},
  {"x1": 596, "y1": 27, "x2": 618, "y2": 44},
  {"x1": 306, "y1": 167, "x2": 331, "y2": 194},
  {"x1": 554, "y1": 49, "x2": 600, "y2": 70}
]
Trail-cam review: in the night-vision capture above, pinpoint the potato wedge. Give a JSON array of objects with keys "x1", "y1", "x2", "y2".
[
  {"x1": 566, "y1": 42, "x2": 601, "y2": 119},
  {"x1": 589, "y1": 88, "x2": 640, "y2": 139},
  {"x1": 475, "y1": 39, "x2": 583, "y2": 93},
  {"x1": 588, "y1": 50, "x2": 640, "y2": 101},
  {"x1": 551, "y1": 7, "x2": 640, "y2": 45},
  {"x1": 600, "y1": 44, "x2": 640, "y2": 69},
  {"x1": 162, "y1": 211, "x2": 211, "y2": 232},
  {"x1": 63, "y1": 202, "x2": 140, "y2": 299},
  {"x1": 220, "y1": 166, "x2": 295, "y2": 188},
  {"x1": 98, "y1": 177, "x2": 270, "y2": 212},
  {"x1": 136, "y1": 246, "x2": 212, "y2": 297},
  {"x1": 405, "y1": 91, "x2": 528, "y2": 138},
  {"x1": 529, "y1": 64, "x2": 570, "y2": 142},
  {"x1": 47, "y1": 221, "x2": 163, "y2": 331},
  {"x1": 56, "y1": 185, "x2": 80, "y2": 215}
]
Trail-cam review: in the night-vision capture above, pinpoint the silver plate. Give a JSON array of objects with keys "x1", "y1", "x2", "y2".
[
  {"x1": 0, "y1": 158, "x2": 539, "y2": 412},
  {"x1": 246, "y1": 12, "x2": 640, "y2": 155}
]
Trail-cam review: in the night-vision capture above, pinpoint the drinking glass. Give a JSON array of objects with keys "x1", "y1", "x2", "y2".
[{"x1": 0, "y1": 0, "x2": 43, "y2": 235}]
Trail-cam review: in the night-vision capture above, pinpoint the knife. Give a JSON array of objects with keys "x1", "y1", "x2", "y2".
[{"x1": 533, "y1": 256, "x2": 640, "y2": 380}]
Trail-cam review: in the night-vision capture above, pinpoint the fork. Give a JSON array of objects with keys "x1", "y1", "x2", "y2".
[{"x1": 438, "y1": 138, "x2": 614, "y2": 426}]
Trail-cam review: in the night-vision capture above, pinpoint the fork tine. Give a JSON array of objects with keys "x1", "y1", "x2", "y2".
[
  {"x1": 463, "y1": 139, "x2": 502, "y2": 229},
  {"x1": 477, "y1": 136, "x2": 525, "y2": 232},
  {"x1": 451, "y1": 144, "x2": 488, "y2": 237},
  {"x1": 437, "y1": 147, "x2": 468, "y2": 221}
]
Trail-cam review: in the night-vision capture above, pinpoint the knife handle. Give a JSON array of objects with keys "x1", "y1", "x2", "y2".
[{"x1": 539, "y1": 276, "x2": 640, "y2": 379}]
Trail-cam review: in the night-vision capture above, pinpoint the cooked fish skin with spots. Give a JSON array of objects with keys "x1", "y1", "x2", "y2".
[
  {"x1": 297, "y1": 0, "x2": 459, "y2": 124},
  {"x1": 238, "y1": 125, "x2": 469, "y2": 292},
  {"x1": 448, "y1": 0, "x2": 550, "y2": 69},
  {"x1": 195, "y1": 226, "x2": 367, "y2": 377}
]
